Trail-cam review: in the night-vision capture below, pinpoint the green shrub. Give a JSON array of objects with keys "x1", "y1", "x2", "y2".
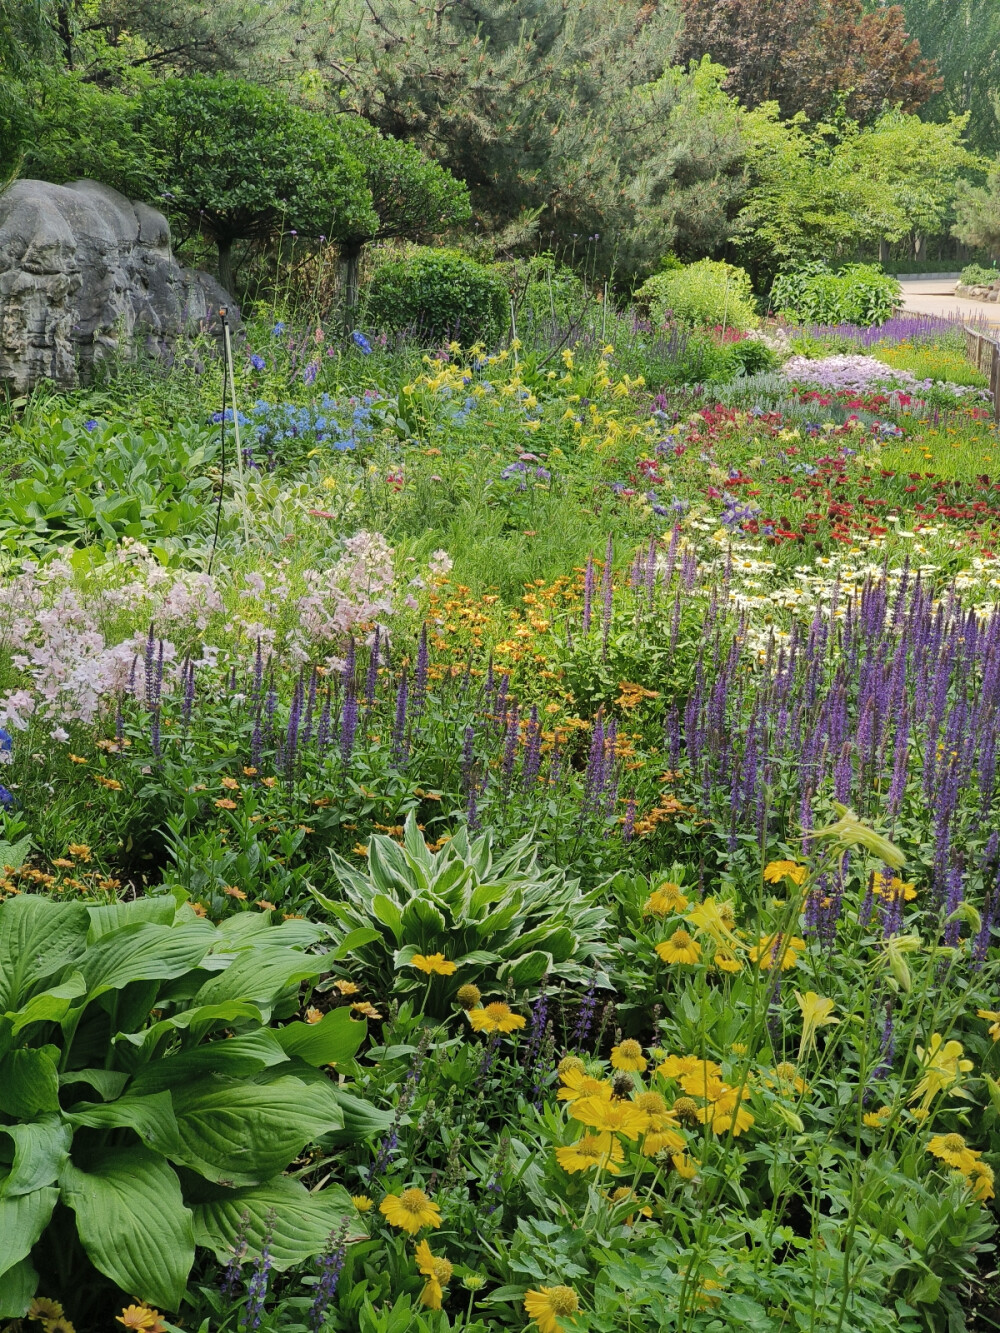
[
  {"x1": 634, "y1": 260, "x2": 758, "y2": 332},
  {"x1": 365, "y1": 247, "x2": 508, "y2": 343},
  {"x1": 771, "y1": 261, "x2": 902, "y2": 326},
  {"x1": 312, "y1": 814, "x2": 610, "y2": 1015},
  {"x1": 0, "y1": 894, "x2": 379, "y2": 1314},
  {"x1": 960, "y1": 262, "x2": 999, "y2": 287}
]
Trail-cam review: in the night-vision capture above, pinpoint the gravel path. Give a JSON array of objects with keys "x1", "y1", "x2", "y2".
[{"x1": 898, "y1": 275, "x2": 1000, "y2": 326}]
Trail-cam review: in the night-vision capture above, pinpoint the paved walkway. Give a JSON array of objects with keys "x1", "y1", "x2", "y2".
[{"x1": 898, "y1": 275, "x2": 1000, "y2": 326}]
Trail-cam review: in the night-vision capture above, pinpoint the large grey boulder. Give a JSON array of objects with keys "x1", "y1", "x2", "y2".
[{"x1": 0, "y1": 178, "x2": 239, "y2": 393}]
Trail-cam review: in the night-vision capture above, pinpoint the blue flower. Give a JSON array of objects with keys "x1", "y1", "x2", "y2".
[
  {"x1": 0, "y1": 785, "x2": 14, "y2": 809},
  {"x1": 250, "y1": 354, "x2": 266, "y2": 371},
  {"x1": 352, "y1": 331, "x2": 373, "y2": 355},
  {"x1": 272, "y1": 322, "x2": 286, "y2": 336},
  {"x1": 0, "y1": 729, "x2": 12, "y2": 754},
  {"x1": 83, "y1": 420, "x2": 98, "y2": 433}
]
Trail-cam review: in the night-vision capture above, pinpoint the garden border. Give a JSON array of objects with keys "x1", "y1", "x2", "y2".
[{"x1": 966, "y1": 325, "x2": 1000, "y2": 423}]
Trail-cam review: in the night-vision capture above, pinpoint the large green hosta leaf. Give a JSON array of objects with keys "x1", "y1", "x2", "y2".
[
  {"x1": 59, "y1": 1148, "x2": 194, "y2": 1310},
  {"x1": 0, "y1": 898, "x2": 89, "y2": 1010},
  {"x1": 0, "y1": 1048, "x2": 60, "y2": 1118},
  {"x1": 0, "y1": 1257, "x2": 36, "y2": 1318},
  {"x1": 0, "y1": 1188, "x2": 57, "y2": 1276},
  {"x1": 193, "y1": 1177, "x2": 361, "y2": 1269},
  {"x1": 169, "y1": 1075, "x2": 344, "y2": 1185},
  {"x1": 77, "y1": 921, "x2": 216, "y2": 997},
  {"x1": 0, "y1": 1115, "x2": 70, "y2": 1196},
  {"x1": 273, "y1": 1008, "x2": 366, "y2": 1067}
]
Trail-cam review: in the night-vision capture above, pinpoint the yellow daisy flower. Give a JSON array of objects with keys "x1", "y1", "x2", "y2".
[
  {"x1": 763, "y1": 860, "x2": 807, "y2": 886},
  {"x1": 556, "y1": 1068, "x2": 613, "y2": 1103},
  {"x1": 570, "y1": 1096, "x2": 646, "y2": 1140},
  {"x1": 750, "y1": 934, "x2": 806, "y2": 971},
  {"x1": 416, "y1": 1238, "x2": 453, "y2": 1310},
  {"x1": 655, "y1": 927, "x2": 702, "y2": 965},
  {"x1": 610, "y1": 1039, "x2": 647, "y2": 1072},
  {"x1": 927, "y1": 1132, "x2": 979, "y2": 1175},
  {"x1": 554, "y1": 1132, "x2": 625, "y2": 1175},
  {"x1": 411, "y1": 952, "x2": 458, "y2": 976},
  {"x1": 524, "y1": 1285, "x2": 580, "y2": 1333},
  {"x1": 379, "y1": 1187, "x2": 442, "y2": 1233},
  {"x1": 467, "y1": 1002, "x2": 526, "y2": 1033},
  {"x1": 351, "y1": 1194, "x2": 374, "y2": 1212},
  {"x1": 643, "y1": 882, "x2": 689, "y2": 916}
]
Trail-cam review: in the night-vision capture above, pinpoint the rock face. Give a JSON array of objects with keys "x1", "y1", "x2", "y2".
[
  {"x1": 0, "y1": 178, "x2": 239, "y2": 393},
  {"x1": 957, "y1": 281, "x2": 1000, "y2": 304}
]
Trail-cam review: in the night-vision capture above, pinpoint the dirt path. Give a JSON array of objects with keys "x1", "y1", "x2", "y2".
[{"x1": 898, "y1": 275, "x2": 1000, "y2": 326}]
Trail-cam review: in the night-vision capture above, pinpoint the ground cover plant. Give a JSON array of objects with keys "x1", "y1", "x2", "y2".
[{"x1": 5, "y1": 298, "x2": 1000, "y2": 1333}]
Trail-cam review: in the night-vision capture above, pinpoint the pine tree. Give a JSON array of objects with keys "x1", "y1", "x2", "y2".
[{"x1": 315, "y1": 0, "x2": 745, "y2": 277}]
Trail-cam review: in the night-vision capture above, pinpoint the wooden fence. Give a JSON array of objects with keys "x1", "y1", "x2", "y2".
[{"x1": 966, "y1": 326, "x2": 1000, "y2": 422}]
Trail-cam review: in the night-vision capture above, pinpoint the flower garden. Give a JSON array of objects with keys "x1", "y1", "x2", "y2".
[{"x1": 5, "y1": 307, "x2": 1000, "y2": 1333}]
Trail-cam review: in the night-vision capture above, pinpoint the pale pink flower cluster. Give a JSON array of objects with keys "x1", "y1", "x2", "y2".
[{"x1": 293, "y1": 531, "x2": 397, "y2": 664}]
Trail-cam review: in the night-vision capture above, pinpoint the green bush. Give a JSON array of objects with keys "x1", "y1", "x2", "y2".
[
  {"x1": 771, "y1": 261, "x2": 902, "y2": 326},
  {"x1": 0, "y1": 894, "x2": 378, "y2": 1314},
  {"x1": 960, "y1": 262, "x2": 1000, "y2": 287},
  {"x1": 365, "y1": 247, "x2": 509, "y2": 343},
  {"x1": 312, "y1": 814, "x2": 610, "y2": 1016},
  {"x1": 634, "y1": 259, "x2": 758, "y2": 332}
]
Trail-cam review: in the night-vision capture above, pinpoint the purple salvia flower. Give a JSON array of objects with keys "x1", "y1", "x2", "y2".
[
  {"x1": 309, "y1": 1222, "x2": 349, "y2": 1333},
  {"x1": 242, "y1": 1212, "x2": 276, "y2": 1331},
  {"x1": 365, "y1": 627, "x2": 381, "y2": 706},
  {"x1": 872, "y1": 998, "x2": 895, "y2": 1082},
  {"x1": 413, "y1": 623, "x2": 429, "y2": 713},
  {"x1": 524, "y1": 981, "x2": 549, "y2": 1072},
  {"x1": 391, "y1": 666, "x2": 409, "y2": 766},
  {"x1": 317, "y1": 691, "x2": 331, "y2": 751},
  {"x1": 302, "y1": 666, "x2": 317, "y2": 744},
  {"x1": 944, "y1": 864, "x2": 964, "y2": 946},
  {"x1": 522, "y1": 705, "x2": 542, "y2": 785},
  {"x1": 144, "y1": 624, "x2": 156, "y2": 709},
  {"x1": 252, "y1": 638, "x2": 264, "y2": 702},
  {"x1": 220, "y1": 1210, "x2": 250, "y2": 1298},
  {"x1": 600, "y1": 535, "x2": 613, "y2": 660},
  {"x1": 572, "y1": 971, "x2": 599, "y2": 1049},
  {"x1": 284, "y1": 675, "x2": 304, "y2": 774},
  {"x1": 501, "y1": 705, "x2": 520, "y2": 791},
  {"x1": 340, "y1": 690, "x2": 359, "y2": 765},
  {"x1": 250, "y1": 709, "x2": 264, "y2": 773}
]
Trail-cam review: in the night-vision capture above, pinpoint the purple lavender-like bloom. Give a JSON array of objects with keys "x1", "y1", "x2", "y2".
[
  {"x1": 309, "y1": 1223, "x2": 349, "y2": 1333},
  {"x1": 572, "y1": 971, "x2": 599, "y2": 1050},
  {"x1": 524, "y1": 982, "x2": 548, "y2": 1073},
  {"x1": 501, "y1": 705, "x2": 520, "y2": 790},
  {"x1": 944, "y1": 864, "x2": 965, "y2": 946},
  {"x1": 316, "y1": 691, "x2": 331, "y2": 751},
  {"x1": 413, "y1": 623, "x2": 429, "y2": 713},
  {"x1": 220, "y1": 1211, "x2": 250, "y2": 1298},
  {"x1": 284, "y1": 676, "x2": 303, "y2": 773},
  {"x1": 391, "y1": 666, "x2": 409, "y2": 766},
  {"x1": 600, "y1": 535, "x2": 614, "y2": 660},
  {"x1": 340, "y1": 691, "x2": 359, "y2": 765},
  {"x1": 302, "y1": 666, "x2": 317, "y2": 744},
  {"x1": 243, "y1": 1214, "x2": 276, "y2": 1331},
  {"x1": 872, "y1": 999, "x2": 895, "y2": 1082},
  {"x1": 252, "y1": 638, "x2": 264, "y2": 702},
  {"x1": 250, "y1": 709, "x2": 264, "y2": 773}
]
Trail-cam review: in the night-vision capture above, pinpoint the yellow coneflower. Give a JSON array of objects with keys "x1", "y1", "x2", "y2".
[
  {"x1": 968, "y1": 1160, "x2": 995, "y2": 1202},
  {"x1": 671, "y1": 1152, "x2": 699, "y2": 1179},
  {"x1": 610, "y1": 1039, "x2": 647, "y2": 1072},
  {"x1": 333, "y1": 979, "x2": 360, "y2": 995},
  {"x1": 379, "y1": 1187, "x2": 442, "y2": 1233},
  {"x1": 554, "y1": 1132, "x2": 624, "y2": 1175},
  {"x1": 862, "y1": 1105, "x2": 893, "y2": 1128},
  {"x1": 657, "y1": 1053, "x2": 710, "y2": 1081},
  {"x1": 116, "y1": 1308, "x2": 164, "y2": 1333},
  {"x1": 655, "y1": 927, "x2": 702, "y2": 965},
  {"x1": 523, "y1": 1285, "x2": 580, "y2": 1333},
  {"x1": 570, "y1": 1096, "x2": 646, "y2": 1140},
  {"x1": 763, "y1": 860, "x2": 807, "y2": 885},
  {"x1": 351, "y1": 1001, "x2": 382, "y2": 1019},
  {"x1": 27, "y1": 1300, "x2": 64, "y2": 1324},
  {"x1": 750, "y1": 933, "x2": 806, "y2": 971},
  {"x1": 411, "y1": 952, "x2": 458, "y2": 976},
  {"x1": 643, "y1": 882, "x2": 689, "y2": 916},
  {"x1": 351, "y1": 1194, "x2": 374, "y2": 1211},
  {"x1": 556, "y1": 1068, "x2": 612, "y2": 1103},
  {"x1": 467, "y1": 1002, "x2": 526, "y2": 1034},
  {"x1": 927, "y1": 1132, "x2": 979, "y2": 1174},
  {"x1": 415, "y1": 1238, "x2": 453, "y2": 1310}
]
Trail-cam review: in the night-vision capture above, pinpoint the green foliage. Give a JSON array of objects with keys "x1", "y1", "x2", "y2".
[
  {"x1": 138, "y1": 75, "x2": 376, "y2": 290},
  {"x1": 960, "y1": 262, "x2": 999, "y2": 286},
  {"x1": 771, "y1": 261, "x2": 902, "y2": 325},
  {"x1": 366, "y1": 247, "x2": 508, "y2": 342},
  {"x1": 312, "y1": 814, "x2": 610, "y2": 1011},
  {"x1": 954, "y1": 164, "x2": 1000, "y2": 258},
  {"x1": 0, "y1": 894, "x2": 367, "y2": 1312},
  {"x1": 635, "y1": 260, "x2": 758, "y2": 332}
]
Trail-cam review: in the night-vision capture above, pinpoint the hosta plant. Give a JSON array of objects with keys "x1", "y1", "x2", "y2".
[
  {"x1": 0, "y1": 894, "x2": 378, "y2": 1318},
  {"x1": 312, "y1": 814, "x2": 610, "y2": 1013}
]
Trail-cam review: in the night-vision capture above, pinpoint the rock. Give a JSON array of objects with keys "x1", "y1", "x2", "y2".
[{"x1": 0, "y1": 178, "x2": 240, "y2": 393}]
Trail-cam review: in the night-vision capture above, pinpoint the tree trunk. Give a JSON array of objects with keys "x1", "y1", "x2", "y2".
[
  {"x1": 914, "y1": 234, "x2": 926, "y2": 262},
  {"x1": 878, "y1": 238, "x2": 891, "y2": 266},
  {"x1": 216, "y1": 237, "x2": 235, "y2": 298},
  {"x1": 341, "y1": 241, "x2": 364, "y2": 326}
]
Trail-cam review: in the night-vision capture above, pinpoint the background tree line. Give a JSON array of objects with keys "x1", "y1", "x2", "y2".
[{"x1": 1, "y1": 0, "x2": 999, "y2": 296}]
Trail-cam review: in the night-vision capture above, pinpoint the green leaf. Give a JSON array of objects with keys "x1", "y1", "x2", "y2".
[
  {"x1": 274, "y1": 1009, "x2": 366, "y2": 1067},
  {"x1": 332, "y1": 927, "x2": 381, "y2": 959},
  {"x1": 498, "y1": 950, "x2": 552, "y2": 986},
  {"x1": 169, "y1": 1075, "x2": 344, "y2": 1185},
  {"x1": 327, "y1": 1087, "x2": 395, "y2": 1144},
  {"x1": 9, "y1": 972, "x2": 86, "y2": 1034},
  {"x1": 0, "y1": 836, "x2": 31, "y2": 872},
  {"x1": 59, "y1": 1147, "x2": 194, "y2": 1310},
  {"x1": 192, "y1": 948, "x2": 326, "y2": 1014},
  {"x1": 0, "y1": 1116, "x2": 71, "y2": 1196},
  {"x1": 400, "y1": 897, "x2": 447, "y2": 941},
  {"x1": 370, "y1": 894, "x2": 403, "y2": 943},
  {"x1": 193, "y1": 1177, "x2": 362, "y2": 1270},
  {"x1": 0, "y1": 1188, "x2": 57, "y2": 1277},
  {"x1": 0, "y1": 1257, "x2": 37, "y2": 1318},
  {"x1": 59, "y1": 1068, "x2": 129, "y2": 1101},
  {"x1": 129, "y1": 1031, "x2": 287, "y2": 1095},
  {"x1": 86, "y1": 898, "x2": 177, "y2": 941},
  {"x1": 0, "y1": 1048, "x2": 60, "y2": 1117},
  {"x1": 119, "y1": 1000, "x2": 266, "y2": 1054},
  {"x1": 213, "y1": 915, "x2": 323, "y2": 950},
  {"x1": 0, "y1": 897, "x2": 89, "y2": 1010},
  {"x1": 78, "y1": 921, "x2": 216, "y2": 998},
  {"x1": 66, "y1": 1091, "x2": 181, "y2": 1157}
]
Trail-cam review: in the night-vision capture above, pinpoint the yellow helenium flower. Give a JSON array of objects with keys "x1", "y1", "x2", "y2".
[
  {"x1": 351, "y1": 1194, "x2": 374, "y2": 1212},
  {"x1": 570, "y1": 1096, "x2": 646, "y2": 1140},
  {"x1": 978, "y1": 1008, "x2": 1000, "y2": 1042},
  {"x1": 29, "y1": 1300, "x2": 64, "y2": 1324},
  {"x1": 765, "y1": 1062, "x2": 808, "y2": 1096},
  {"x1": 379, "y1": 1187, "x2": 442, "y2": 1233},
  {"x1": 610, "y1": 1039, "x2": 647, "y2": 1072},
  {"x1": 698, "y1": 1088, "x2": 755, "y2": 1136},
  {"x1": 554, "y1": 1132, "x2": 625, "y2": 1174},
  {"x1": 557, "y1": 1068, "x2": 612, "y2": 1103},
  {"x1": 910, "y1": 1034, "x2": 974, "y2": 1111},
  {"x1": 467, "y1": 1002, "x2": 526, "y2": 1034},
  {"x1": 671, "y1": 1152, "x2": 698, "y2": 1179},
  {"x1": 415, "y1": 1238, "x2": 453, "y2": 1310},
  {"x1": 927, "y1": 1133, "x2": 980, "y2": 1174},
  {"x1": 116, "y1": 1310, "x2": 163, "y2": 1333},
  {"x1": 873, "y1": 874, "x2": 917, "y2": 902},
  {"x1": 795, "y1": 991, "x2": 839, "y2": 1059},
  {"x1": 750, "y1": 934, "x2": 806, "y2": 971},
  {"x1": 763, "y1": 860, "x2": 807, "y2": 886},
  {"x1": 713, "y1": 949, "x2": 742, "y2": 974},
  {"x1": 411, "y1": 953, "x2": 458, "y2": 976},
  {"x1": 863, "y1": 1106, "x2": 893, "y2": 1128},
  {"x1": 524, "y1": 1285, "x2": 580, "y2": 1333},
  {"x1": 657, "y1": 1053, "x2": 714, "y2": 1082},
  {"x1": 968, "y1": 1160, "x2": 995, "y2": 1202},
  {"x1": 643, "y1": 882, "x2": 689, "y2": 916},
  {"x1": 655, "y1": 927, "x2": 702, "y2": 965}
]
